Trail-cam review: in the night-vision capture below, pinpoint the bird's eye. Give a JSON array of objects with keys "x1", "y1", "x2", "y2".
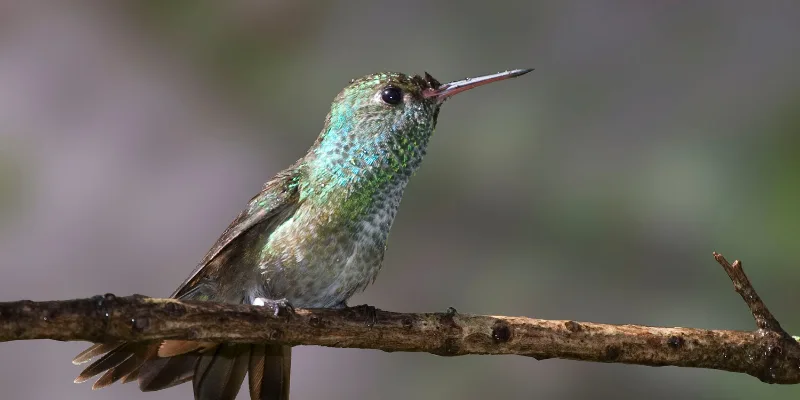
[{"x1": 381, "y1": 86, "x2": 403, "y2": 105}]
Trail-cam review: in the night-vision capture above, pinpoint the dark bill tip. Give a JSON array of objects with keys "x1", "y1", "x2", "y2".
[{"x1": 422, "y1": 68, "x2": 534, "y2": 102}]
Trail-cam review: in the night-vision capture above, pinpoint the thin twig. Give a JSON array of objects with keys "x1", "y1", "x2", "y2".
[
  {"x1": 0, "y1": 253, "x2": 798, "y2": 384},
  {"x1": 713, "y1": 252, "x2": 786, "y2": 334}
]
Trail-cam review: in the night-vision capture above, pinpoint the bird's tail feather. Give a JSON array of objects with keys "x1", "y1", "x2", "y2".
[
  {"x1": 249, "y1": 344, "x2": 292, "y2": 400},
  {"x1": 73, "y1": 342, "x2": 292, "y2": 400}
]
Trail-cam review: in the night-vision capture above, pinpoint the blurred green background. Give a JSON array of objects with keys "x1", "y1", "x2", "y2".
[{"x1": 1, "y1": 1, "x2": 799, "y2": 399}]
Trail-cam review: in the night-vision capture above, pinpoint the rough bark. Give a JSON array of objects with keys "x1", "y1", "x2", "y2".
[{"x1": 1, "y1": 253, "x2": 798, "y2": 384}]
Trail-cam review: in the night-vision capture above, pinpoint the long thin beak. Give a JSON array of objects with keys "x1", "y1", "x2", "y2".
[{"x1": 422, "y1": 68, "x2": 533, "y2": 103}]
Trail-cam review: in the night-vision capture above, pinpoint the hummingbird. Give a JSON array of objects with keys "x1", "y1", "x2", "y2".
[{"x1": 71, "y1": 68, "x2": 533, "y2": 400}]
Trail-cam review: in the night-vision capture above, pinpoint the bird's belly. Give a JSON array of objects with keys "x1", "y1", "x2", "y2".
[
  {"x1": 260, "y1": 216, "x2": 391, "y2": 308},
  {"x1": 291, "y1": 247, "x2": 383, "y2": 307}
]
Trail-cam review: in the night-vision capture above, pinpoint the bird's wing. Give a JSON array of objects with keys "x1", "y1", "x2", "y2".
[{"x1": 170, "y1": 167, "x2": 302, "y2": 299}]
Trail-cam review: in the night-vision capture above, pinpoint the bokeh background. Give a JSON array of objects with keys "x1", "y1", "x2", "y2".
[{"x1": 1, "y1": 1, "x2": 799, "y2": 399}]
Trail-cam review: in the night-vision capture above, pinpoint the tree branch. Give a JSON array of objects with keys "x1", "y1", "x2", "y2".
[{"x1": 1, "y1": 253, "x2": 799, "y2": 384}]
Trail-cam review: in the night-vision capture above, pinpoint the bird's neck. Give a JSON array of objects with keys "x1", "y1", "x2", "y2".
[
  {"x1": 297, "y1": 108, "x2": 432, "y2": 222},
  {"x1": 299, "y1": 148, "x2": 416, "y2": 224},
  {"x1": 300, "y1": 153, "x2": 409, "y2": 223}
]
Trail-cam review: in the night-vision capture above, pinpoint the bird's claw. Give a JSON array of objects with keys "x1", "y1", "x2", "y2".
[{"x1": 253, "y1": 297, "x2": 296, "y2": 318}]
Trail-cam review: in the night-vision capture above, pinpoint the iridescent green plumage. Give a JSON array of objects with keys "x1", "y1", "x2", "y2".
[
  {"x1": 263, "y1": 72, "x2": 443, "y2": 307},
  {"x1": 71, "y1": 68, "x2": 532, "y2": 400}
]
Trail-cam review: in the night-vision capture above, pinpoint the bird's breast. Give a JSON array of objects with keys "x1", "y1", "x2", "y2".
[{"x1": 258, "y1": 181, "x2": 406, "y2": 308}]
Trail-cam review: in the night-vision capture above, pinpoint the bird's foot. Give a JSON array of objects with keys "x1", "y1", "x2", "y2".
[
  {"x1": 253, "y1": 297, "x2": 295, "y2": 318},
  {"x1": 349, "y1": 304, "x2": 378, "y2": 328}
]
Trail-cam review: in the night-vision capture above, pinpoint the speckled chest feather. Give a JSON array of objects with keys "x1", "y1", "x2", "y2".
[{"x1": 259, "y1": 175, "x2": 410, "y2": 308}]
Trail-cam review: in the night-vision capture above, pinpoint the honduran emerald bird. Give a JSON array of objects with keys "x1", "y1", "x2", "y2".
[{"x1": 72, "y1": 68, "x2": 533, "y2": 400}]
